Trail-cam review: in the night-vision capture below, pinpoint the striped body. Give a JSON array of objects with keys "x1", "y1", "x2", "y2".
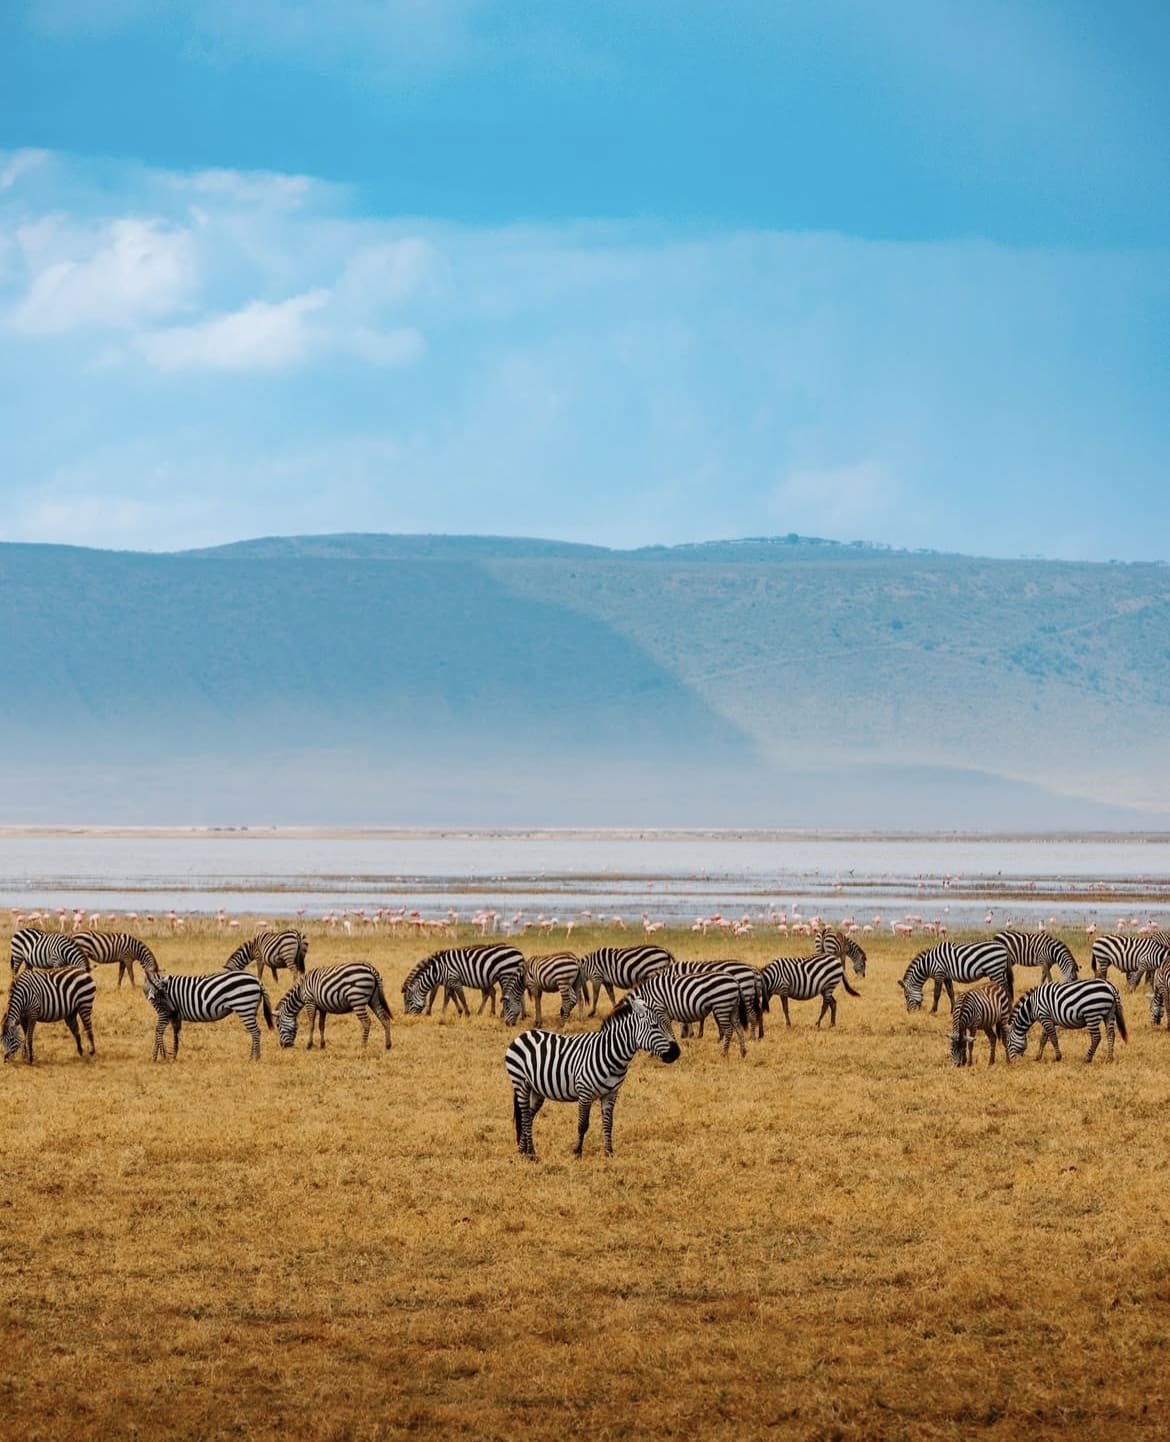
[
  {"x1": 815, "y1": 928, "x2": 868, "y2": 977},
  {"x1": 1149, "y1": 959, "x2": 1170, "y2": 1028},
  {"x1": 670, "y1": 961, "x2": 767, "y2": 1041},
  {"x1": 578, "y1": 944, "x2": 675, "y2": 1015},
  {"x1": 72, "y1": 930, "x2": 159, "y2": 987},
  {"x1": 898, "y1": 942, "x2": 1013, "y2": 1013},
  {"x1": 632, "y1": 967, "x2": 750, "y2": 1057},
  {"x1": 403, "y1": 945, "x2": 525, "y2": 1025},
  {"x1": 1007, "y1": 980, "x2": 1127, "y2": 1063},
  {"x1": 522, "y1": 952, "x2": 583, "y2": 1028},
  {"x1": 2, "y1": 968, "x2": 96, "y2": 1063},
  {"x1": 949, "y1": 983, "x2": 1011, "y2": 1066},
  {"x1": 505, "y1": 996, "x2": 681, "y2": 1158},
  {"x1": 760, "y1": 952, "x2": 861, "y2": 1028},
  {"x1": 275, "y1": 964, "x2": 393, "y2": 1050},
  {"x1": 10, "y1": 927, "x2": 90, "y2": 977},
  {"x1": 143, "y1": 971, "x2": 274, "y2": 1060},
  {"x1": 1090, "y1": 934, "x2": 1170, "y2": 991},
  {"x1": 994, "y1": 929, "x2": 1078, "y2": 983},
  {"x1": 224, "y1": 929, "x2": 309, "y2": 982}
]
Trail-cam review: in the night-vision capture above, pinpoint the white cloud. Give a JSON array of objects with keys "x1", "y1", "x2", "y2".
[
  {"x1": 10, "y1": 218, "x2": 196, "y2": 334},
  {"x1": 0, "y1": 149, "x2": 50, "y2": 191},
  {"x1": 138, "y1": 290, "x2": 328, "y2": 371},
  {"x1": 770, "y1": 461, "x2": 897, "y2": 541}
]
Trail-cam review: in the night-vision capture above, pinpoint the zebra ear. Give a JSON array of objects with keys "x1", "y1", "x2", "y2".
[{"x1": 896, "y1": 979, "x2": 905, "y2": 992}]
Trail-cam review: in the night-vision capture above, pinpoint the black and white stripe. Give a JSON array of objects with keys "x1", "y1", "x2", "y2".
[
  {"x1": 631, "y1": 967, "x2": 750, "y2": 1057},
  {"x1": 143, "y1": 971, "x2": 274, "y2": 1060},
  {"x1": 949, "y1": 983, "x2": 1011, "y2": 1066},
  {"x1": 1149, "y1": 959, "x2": 1170, "y2": 1028},
  {"x1": 578, "y1": 945, "x2": 675, "y2": 1015},
  {"x1": 72, "y1": 930, "x2": 159, "y2": 987},
  {"x1": 1090, "y1": 934, "x2": 1170, "y2": 991},
  {"x1": 1006, "y1": 979, "x2": 1127, "y2": 1063},
  {"x1": 522, "y1": 952, "x2": 584, "y2": 1028},
  {"x1": 761, "y1": 951, "x2": 862, "y2": 1028},
  {"x1": 669, "y1": 961, "x2": 768, "y2": 1041},
  {"x1": 224, "y1": 929, "x2": 309, "y2": 982},
  {"x1": 275, "y1": 964, "x2": 393, "y2": 1050},
  {"x1": 898, "y1": 942, "x2": 1013, "y2": 1013},
  {"x1": 2, "y1": 967, "x2": 96, "y2": 1064},
  {"x1": 815, "y1": 928, "x2": 868, "y2": 977},
  {"x1": 9, "y1": 927, "x2": 90, "y2": 977},
  {"x1": 505, "y1": 995, "x2": 681, "y2": 1158},
  {"x1": 402, "y1": 945, "x2": 525, "y2": 1025},
  {"x1": 993, "y1": 929, "x2": 1078, "y2": 983}
]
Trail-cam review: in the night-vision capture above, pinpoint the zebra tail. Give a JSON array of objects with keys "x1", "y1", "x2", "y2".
[
  {"x1": 737, "y1": 995, "x2": 749, "y2": 1029},
  {"x1": 512, "y1": 1089, "x2": 523, "y2": 1145},
  {"x1": 1004, "y1": 963, "x2": 1015, "y2": 1003},
  {"x1": 842, "y1": 977, "x2": 861, "y2": 998},
  {"x1": 374, "y1": 975, "x2": 393, "y2": 1017},
  {"x1": 1116, "y1": 995, "x2": 1129, "y2": 1044},
  {"x1": 261, "y1": 989, "x2": 274, "y2": 1031}
]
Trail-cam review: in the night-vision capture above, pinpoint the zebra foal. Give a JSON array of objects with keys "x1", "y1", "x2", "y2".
[
  {"x1": 1006, "y1": 980, "x2": 1127, "y2": 1063},
  {"x1": 10, "y1": 927, "x2": 89, "y2": 977},
  {"x1": 949, "y1": 983, "x2": 1011, "y2": 1067},
  {"x1": 402, "y1": 945, "x2": 525, "y2": 1025},
  {"x1": 224, "y1": 929, "x2": 308, "y2": 983},
  {"x1": 275, "y1": 964, "x2": 393, "y2": 1050},
  {"x1": 2, "y1": 968, "x2": 96, "y2": 1064},
  {"x1": 72, "y1": 930, "x2": 159, "y2": 987},
  {"x1": 522, "y1": 952, "x2": 583, "y2": 1028},
  {"x1": 761, "y1": 948, "x2": 862, "y2": 1029},
  {"x1": 505, "y1": 995, "x2": 680, "y2": 1159},
  {"x1": 143, "y1": 971, "x2": 274, "y2": 1061}
]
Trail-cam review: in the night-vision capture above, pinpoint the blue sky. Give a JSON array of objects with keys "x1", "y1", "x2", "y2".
[{"x1": 1, "y1": 1, "x2": 1167, "y2": 559}]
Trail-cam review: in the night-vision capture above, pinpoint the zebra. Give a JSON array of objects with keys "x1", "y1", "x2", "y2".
[
  {"x1": 223, "y1": 929, "x2": 309, "y2": 983},
  {"x1": 897, "y1": 942, "x2": 1013, "y2": 1013},
  {"x1": 71, "y1": 930, "x2": 159, "y2": 987},
  {"x1": 274, "y1": 964, "x2": 393, "y2": 1050},
  {"x1": 631, "y1": 967, "x2": 750, "y2": 1057},
  {"x1": 1090, "y1": 934, "x2": 1170, "y2": 992},
  {"x1": 9, "y1": 927, "x2": 90, "y2": 977},
  {"x1": 2, "y1": 967, "x2": 96, "y2": 1064},
  {"x1": 949, "y1": 982, "x2": 1012, "y2": 1066},
  {"x1": 669, "y1": 961, "x2": 768, "y2": 1040},
  {"x1": 1149, "y1": 959, "x2": 1170, "y2": 1028},
  {"x1": 522, "y1": 952, "x2": 584, "y2": 1028},
  {"x1": 1006, "y1": 980, "x2": 1127, "y2": 1063},
  {"x1": 760, "y1": 950, "x2": 862, "y2": 1028},
  {"x1": 143, "y1": 970, "x2": 274, "y2": 1061},
  {"x1": 505, "y1": 995, "x2": 681, "y2": 1159},
  {"x1": 815, "y1": 927, "x2": 868, "y2": 976},
  {"x1": 402, "y1": 945, "x2": 525, "y2": 1025},
  {"x1": 994, "y1": 929, "x2": 1078, "y2": 983},
  {"x1": 578, "y1": 944, "x2": 675, "y2": 1015}
]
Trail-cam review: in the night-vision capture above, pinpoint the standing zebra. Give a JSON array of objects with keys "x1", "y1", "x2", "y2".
[
  {"x1": 815, "y1": 928, "x2": 868, "y2": 976},
  {"x1": 631, "y1": 967, "x2": 750, "y2": 1057},
  {"x1": 1090, "y1": 934, "x2": 1170, "y2": 992},
  {"x1": 224, "y1": 929, "x2": 308, "y2": 983},
  {"x1": 10, "y1": 927, "x2": 90, "y2": 977},
  {"x1": 898, "y1": 942, "x2": 1013, "y2": 1013},
  {"x1": 402, "y1": 945, "x2": 525, "y2": 1025},
  {"x1": 1006, "y1": 980, "x2": 1127, "y2": 1063},
  {"x1": 1149, "y1": 959, "x2": 1170, "y2": 1029},
  {"x1": 670, "y1": 961, "x2": 767, "y2": 1041},
  {"x1": 578, "y1": 944, "x2": 675, "y2": 1016},
  {"x1": 994, "y1": 929, "x2": 1078, "y2": 983},
  {"x1": 522, "y1": 952, "x2": 583, "y2": 1028},
  {"x1": 505, "y1": 995, "x2": 681, "y2": 1159},
  {"x1": 275, "y1": 964, "x2": 393, "y2": 1050},
  {"x1": 761, "y1": 947, "x2": 863, "y2": 1028},
  {"x1": 143, "y1": 971, "x2": 274, "y2": 1061},
  {"x1": 2, "y1": 967, "x2": 96, "y2": 1064},
  {"x1": 949, "y1": 983, "x2": 1011, "y2": 1067},
  {"x1": 72, "y1": 930, "x2": 159, "y2": 987}
]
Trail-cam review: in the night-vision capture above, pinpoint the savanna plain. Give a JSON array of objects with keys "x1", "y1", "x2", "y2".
[{"x1": 2, "y1": 918, "x2": 1168, "y2": 1442}]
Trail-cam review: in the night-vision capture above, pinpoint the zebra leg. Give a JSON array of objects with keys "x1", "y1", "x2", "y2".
[
  {"x1": 512, "y1": 1086, "x2": 536, "y2": 1158},
  {"x1": 731, "y1": 1009, "x2": 747, "y2": 1058},
  {"x1": 781, "y1": 996, "x2": 792, "y2": 1027},
  {"x1": 1084, "y1": 1022, "x2": 1102, "y2": 1063},
  {"x1": 1042, "y1": 1020, "x2": 1062, "y2": 1061},
  {"x1": 599, "y1": 1092, "x2": 619, "y2": 1157},
  {"x1": 24, "y1": 1021, "x2": 35, "y2": 1065},
  {"x1": 374, "y1": 1001, "x2": 393, "y2": 1049},
  {"x1": 245, "y1": 1014, "x2": 262, "y2": 1060},
  {"x1": 153, "y1": 1017, "x2": 169, "y2": 1061},
  {"x1": 355, "y1": 1004, "x2": 372, "y2": 1048},
  {"x1": 986, "y1": 1026, "x2": 997, "y2": 1065},
  {"x1": 306, "y1": 1002, "x2": 318, "y2": 1049},
  {"x1": 65, "y1": 1014, "x2": 83, "y2": 1056},
  {"x1": 533, "y1": 989, "x2": 543, "y2": 1028},
  {"x1": 574, "y1": 1098, "x2": 594, "y2": 1156},
  {"x1": 930, "y1": 977, "x2": 943, "y2": 1013},
  {"x1": 1105, "y1": 1017, "x2": 1116, "y2": 1061}
]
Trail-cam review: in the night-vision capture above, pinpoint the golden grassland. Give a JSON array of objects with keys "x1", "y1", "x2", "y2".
[{"x1": 2, "y1": 919, "x2": 1169, "y2": 1442}]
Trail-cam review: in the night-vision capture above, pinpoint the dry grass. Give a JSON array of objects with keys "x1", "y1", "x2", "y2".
[{"x1": 2, "y1": 919, "x2": 1168, "y2": 1441}]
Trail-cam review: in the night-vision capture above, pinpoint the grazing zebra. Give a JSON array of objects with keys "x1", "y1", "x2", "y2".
[
  {"x1": 631, "y1": 967, "x2": 750, "y2": 1057},
  {"x1": 949, "y1": 983, "x2": 1011, "y2": 1067},
  {"x1": 760, "y1": 950, "x2": 862, "y2": 1028},
  {"x1": 223, "y1": 929, "x2": 309, "y2": 983},
  {"x1": 505, "y1": 995, "x2": 681, "y2": 1159},
  {"x1": 2, "y1": 968, "x2": 96, "y2": 1064},
  {"x1": 994, "y1": 929, "x2": 1078, "y2": 983},
  {"x1": 897, "y1": 942, "x2": 1013, "y2": 1013},
  {"x1": 1090, "y1": 934, "x2": 1170, "y2": 992},
  {"x1": 143, "y1": 971, "x2": 274, "y2": 1061},
  {"x1": 671, "y1": 961, "x2": 768, "y2": 1040},
  {"x1": 1006, "y1": 980, "x2": 1127, "y2": 1063},
  {"x1": 275, "y1": 964, "x2": 393, "y2": 1050},
  {"x1": 9, "y1": 927, "x2": 90, "y2": 977},
  {"x1": 522, "y1": 952, "x2": 583, "y2": 1028},
  {"x1": 71, "y1": 930, "x2": 159, "y2": 987},
  {"x1": 815, "y1": 928, "x2": 868, "y2": 976},
  {"x1": 1149, "y1": 959, "x2": 1170, "y2": 1028},
  {"x1": 402, "y1": 945, "x2": 525, "y2": 1025},
  {"x1": 578, "y1": 944, "x2": 675, "y2": 1015}
]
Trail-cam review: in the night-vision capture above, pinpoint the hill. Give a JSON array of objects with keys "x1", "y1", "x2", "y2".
[{"x1": 2, "y1": 534, "x2": 1167, "y2": 826}]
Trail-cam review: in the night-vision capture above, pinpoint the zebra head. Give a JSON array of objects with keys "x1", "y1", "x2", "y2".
[
  {"x1": 949, "y1": 1026, "x2": 970, "y2": 1067},
  {"x1": 402, "y1": 967, "x2": 434, "y2": 1015},
  {"x1": 623, "y1": 995, "x2": 681, "y2": 1063},
  {"x1": 142, "y1": 971, "x2": 172, "y2": 1013},
  {"x1": 1, "y1": 1016, "x2": 22, "y2": 1062},
  {"x1": 897, "y1": 975, "x2": 924, "y2": 1013},
  {"x1": 500, "y1": 971, "x2": 525, "y2": 1027},
  {"x1": 1151, "y1": 979, "x2": 1168, "y2": 1028},
  {"x1": 1005, "y1": 991, "x2": 1038, "y2": 1060},
  {"x1": 274, "y1": 983, "x2": 305, "y2": 1048}
]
